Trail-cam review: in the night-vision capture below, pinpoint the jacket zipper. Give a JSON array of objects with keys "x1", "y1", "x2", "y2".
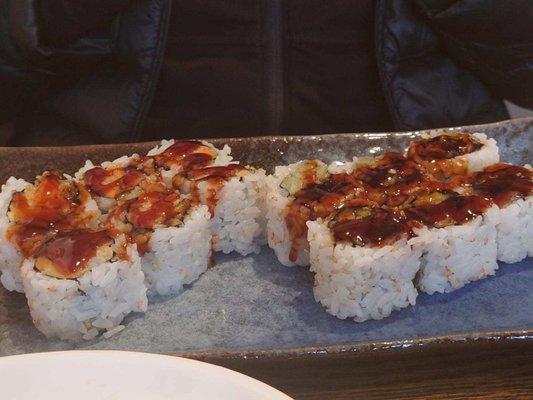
[{"x1": 264, "y1": 0, "x2": 284, "y2": 134}]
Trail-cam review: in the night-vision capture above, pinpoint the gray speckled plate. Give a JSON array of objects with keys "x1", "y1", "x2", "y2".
[{"x1": 0, "y1": 118, "x2": 532, "y2": 359}]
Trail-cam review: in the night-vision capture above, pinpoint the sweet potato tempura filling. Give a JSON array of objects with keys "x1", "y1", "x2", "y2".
[{"x1": 34, "y1": 230, "x2": 113, "y2": 279}]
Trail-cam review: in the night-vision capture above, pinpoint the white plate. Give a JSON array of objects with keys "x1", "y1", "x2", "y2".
[{"x1": 0, "y1": 351, "x2": 292, "y2": 400}]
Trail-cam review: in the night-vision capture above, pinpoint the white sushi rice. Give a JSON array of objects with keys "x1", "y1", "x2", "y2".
[
  {"x1": 419, "y1": 131, "x2": 499, "y2": 173},
  {"x1": 20, "y1": 239, "x2": 148, "y2": 342},
  {"x1": 74, "y1": 154, "x2": 142, "y2": 181},
  {"x1": 327, "y1": 158, "x2": 357, "y2": 174},
  {"x1": 308, "y1": 220, "x2": 421, "y2": 322},
  {"x1": 413, "y1": 215, "x2": 498, "y2": 294},
  {"x1": 141, "y1": 205, "x2": 212, "y2": 296},
  {"x1": 0, "y1": 177, "x2": 30, "y2": 292},
  {"x1": 484, "y1": 196, "x2": 533, "y2": 263},
  {"x1": 200, "y1": 170, "x2": 267, "y2": 256},
  {"x1": 265, "y1": 161, "x2": 320, "y2": 267}
]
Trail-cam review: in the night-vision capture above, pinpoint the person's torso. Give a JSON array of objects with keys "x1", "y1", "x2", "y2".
[{"x1": 143, "y1": 0, "x2": 394, "y2": 139}]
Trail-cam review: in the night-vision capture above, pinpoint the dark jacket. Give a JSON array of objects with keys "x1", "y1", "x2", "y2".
[{"x1": 0, "y1": 0, "x2": 531, "y2": 146}]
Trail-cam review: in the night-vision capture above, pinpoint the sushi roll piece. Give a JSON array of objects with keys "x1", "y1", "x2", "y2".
[
  {"x1": 0, "y1": 177, "x2": 30, "y2": 292},
  {"x1": 147, "y1": 139, "x2": 233, "y2": 185},
  {"x1": 148, "y1": 139, "x2": 266, "y2": 255},
  {"x1": 105, "y1": 190, "x2": 212, "y2": 296},
  {"x1": 0, "y1": 172, "x2": 100, "y2": 292},
  {"x1": 471, "y1": 163, "x2": 533, "y2": 263},
  {"x1": 407, "y1": 191, "x2": 498, "y2": 294},
  {"x1": 266, "y1": 153, "x2": 430, "y2": 267},
  {"x1": 20, "y1": 231, "x2": 147, "y2": 342},
  {"x1": 77, "y1": 151, "x2": 211, "y2": 295},
  {"x1": 407, "y1": 131, "x2": 499, "y2": 178},
  {"x1": 175, "y1": 164, "x2": 267, "y2": 256},
  {"x1": 308, "y1": 205, "x2": 421, "y2": 322},
  {"x1": 265, "y1": 160, "x2": 334, "y2": 266}
]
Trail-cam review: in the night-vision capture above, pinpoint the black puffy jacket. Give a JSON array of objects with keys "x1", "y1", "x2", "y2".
[{"x1": 0, "y1": 0, "x2": 532, "y2": 146}]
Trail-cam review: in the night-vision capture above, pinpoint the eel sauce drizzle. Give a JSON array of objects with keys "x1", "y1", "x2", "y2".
[
  {"x1": 6, "y1": 173, "x2": 108, "y2": 278},
  {"x1": 407, "y1": 133, "x2": 482, "y2": 160},
  {"x1": 285, "y1": 154, "x2": 533, "y2": 259}
]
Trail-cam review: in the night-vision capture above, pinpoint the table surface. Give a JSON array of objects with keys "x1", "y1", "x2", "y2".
[{"x1": 190, "y1": 337, "x2": 533, "y2": 399}]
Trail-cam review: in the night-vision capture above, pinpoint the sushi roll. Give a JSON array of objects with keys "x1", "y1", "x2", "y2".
[
  {"x1": 266, "y1": 153, "x2": 430, "y2": 267},
  {"x1": 407, "y1": 131, "x2": 499, "y2": 178},
  {"x1": 0, "y1": 177, "x2": 30, "y2": 292},
  {"x1": 308, "y1": 205, "x2": 421, "y2": 322},
  {"x1": 471, "y1": 163, "x2": 533, "y2": 263},
  {"x1": 77, "y1": 147, "x2": 213, "y2": 295},
  {"x1": 20, "y1": 232, "x2": 147, "y2": 342},
  {"x1": 265, "y1": 160, "x2": 334, "y2": 266},
  {"x1": 104, "y1": 190, "x2": 212, "y2": 296},
  {"x1": 0, "y1": 172, "x2": 100, "y2": 292},
  {"x1": 175, "y1": 164, "x2": 267, "y2": 256},
  {"x1": 407, "y1": 191, "x2": 498, "y2": 294},
  {"x1": 148, "y1": 139, "x2": 266, "y2": 255}
]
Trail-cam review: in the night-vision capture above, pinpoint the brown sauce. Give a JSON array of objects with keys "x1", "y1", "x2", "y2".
[
  {"x1": 131, "y1": 232, "x2": 151, "y2": 257},
  {"x1": 284, "y1": 158, "x2": 430, "y2": 260},
  {"x1": 181, "y1": 153, "x2": 217, "y2": 171},
  {"x1": 406, "y1": 194, "x2": 491, "y2": 228},
  {"x1": 285, "y1": 174, "x2": 368, "y2": 261},
  {"x1": 353, "y1": 152, "x2": 424, "y2": 188},
  {"x1": 127, "y1": 192, "x2": 189, "y2": 229},
  {"x1": 36, "y1": 230, "x2": 112, "y2": 279},
  {"x1": 352, "y1": 152, "x2": 433, "y2": 207},
  {"x1": 104, "y1": 191, "x2": 192, "y2": 255},
  {"x1": 330, "y1": 207, "x2": 410, "y2": 247},
  {"x1": 284, "y1": 154, "x2": 500, "y2": 255},
  {"x1": 186, "y1": 164, "x2": 247, "y2": 181},
  {"x1": 408, "y1": 133, "x2": 483, "y2": 160},
  {"x1": 297, "y1": 160, "x2": 328, "y2": 187},
  {"x1": 153, "y1": 141, "x2": 216, "y2": 170},
  {"x1": 179, "y1": 164, "x2": 249, "y2": 216},
  {"x1": 6, "y1": 225, "x2": 55, "y2": 258},
  {"x1": 6, "y1": 173, "x2": 109, "y2": 279},
  {"x1": 471, "y1": 163, "x2": 533, "y2": 207},
  {"x1": 9, "y1": 173, "x2": 81, "y2": 228},
  {"x1": 84, "y1": 166, "x2": 143, "y2": 198}
]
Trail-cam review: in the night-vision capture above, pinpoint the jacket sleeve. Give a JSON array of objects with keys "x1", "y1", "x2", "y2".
[
  {"x1": 0, "y1": 0, "x2": 130, "y2": 130},
  {"x1": 412, "y1": 0, "x2": 533, "y2": 108}
]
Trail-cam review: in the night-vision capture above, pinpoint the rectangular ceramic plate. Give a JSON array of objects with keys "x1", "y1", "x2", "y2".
[{"x1": 0, "y1": 119, "x2": 531, "y2": 364}]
